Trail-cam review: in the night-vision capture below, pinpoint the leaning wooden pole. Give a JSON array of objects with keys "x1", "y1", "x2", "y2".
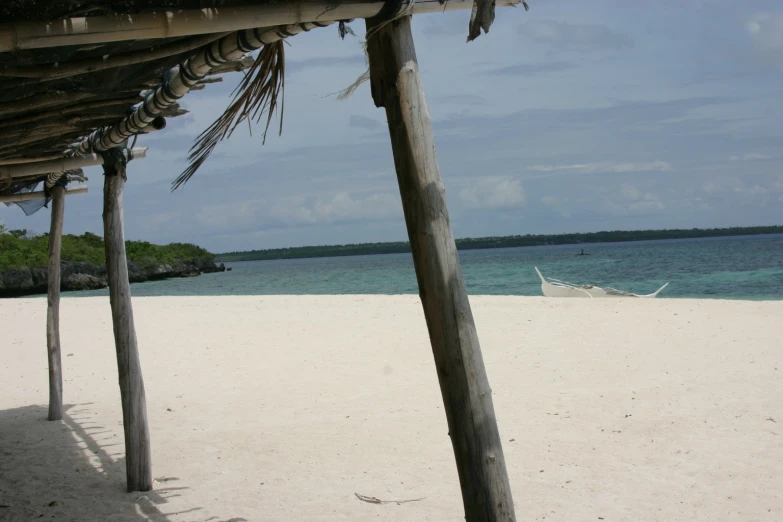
[
  {"x1": 46, "y1": 184, "x2": 65, "y2": 421},
  {"x1": 101, "y1": 149, "x2": 152, "y2": 492},
  {"x1": 366, "y1": 16, "x2": 516, "y2": 521}
]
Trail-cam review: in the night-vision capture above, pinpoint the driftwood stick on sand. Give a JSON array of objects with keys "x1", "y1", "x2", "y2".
[{"x1": 354, "y1": 493, "x2": 426, "y2": 505}]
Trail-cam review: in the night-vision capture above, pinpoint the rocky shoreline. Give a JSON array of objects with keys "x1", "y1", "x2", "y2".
[{"x1": 0, "y1": 258, "x2": 226, "y2": 297}]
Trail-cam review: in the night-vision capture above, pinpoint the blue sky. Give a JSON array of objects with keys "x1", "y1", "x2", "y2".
[{"x1": 2, "y1": 0, "x2": 781, "y2": 253}]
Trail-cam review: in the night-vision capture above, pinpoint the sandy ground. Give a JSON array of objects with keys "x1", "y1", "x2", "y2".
[{"x1": 0, "y1": 295, "x2": 781, "y2": 522}]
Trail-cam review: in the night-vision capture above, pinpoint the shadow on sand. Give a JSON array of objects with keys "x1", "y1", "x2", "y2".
[{"x1": 0, "y1": 403, "x2": 245, "y2": 522}]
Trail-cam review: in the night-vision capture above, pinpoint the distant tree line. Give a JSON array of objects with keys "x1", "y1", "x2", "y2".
[
  {"x1": 0, "y1": 225, "x2": 214, "y2": 271},
  {"x1": 216, "y1": 225, "x2": 783, "y2": 262}
]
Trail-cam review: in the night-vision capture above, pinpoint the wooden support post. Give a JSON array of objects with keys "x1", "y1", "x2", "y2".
[
  {"x1": 101, "y1": 150, "x2": 152, "y2": 492},
  {"x1": 46, "y1": 184, "x2": 65, "y2": 421},
  {"x1": 366, "y1": 16, "x2": 516, "y2": 521}
]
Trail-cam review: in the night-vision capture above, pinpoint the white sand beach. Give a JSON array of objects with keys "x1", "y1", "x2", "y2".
[{"x1": 1, "y1": 295, "x2": 781, "y2": 521}]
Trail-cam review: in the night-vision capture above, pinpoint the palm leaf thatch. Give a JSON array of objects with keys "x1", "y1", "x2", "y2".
[{"x1": 172, "y1": 39, "x2": 286, "y2": 190}]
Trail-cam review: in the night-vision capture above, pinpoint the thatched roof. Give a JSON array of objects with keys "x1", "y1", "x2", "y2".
[
  {"x1": 0, "y1": 1, "x2": 276, "y2": 21},
  {"x1": 0, "y1": 2, "x2": 242, "y2": 162},
  {"x1": 0, "y1": 0, "x2": 525, "y2": 210}
]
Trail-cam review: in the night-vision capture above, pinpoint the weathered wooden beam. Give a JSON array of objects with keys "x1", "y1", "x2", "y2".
[
  {"x1": 46, "y1": 184, "x2": 65, "y2": 421},
  {"x1": 0, "y1": 0, "x2": 522, "y2": 51},
  {"x1": 0, "y1": 147, "x2": 147, "y2": 180},
  {"x1": 1, "y1": 112, "x2": 129, "y2": 138},
  {"x1": 0, "y1": 154, "x2": 64, "y2": 166},
  {"x1": 0, "y1": 96, "x2": 143, "y2": 132},
  {"x1": 365, "y1": 16, "x2": 516, "y2": 521},
  {"x1": 0, "y1": 126, "x2": 81, "y2": 150},
  {"x1": 204, "y1": 56, "x2": 255, "y2": 75},
  {"x1": 0, "y1": 89, "x2": 144, "y2": 119},
  {"x1": 0, "y1": 92, "x2": 93, "y2": 118},
  {"x1": 101, "y1": 149, "x2": 152, "y2": 492},
  {"x1": 0, "y1": 185, "x2": 87, "y2": 203},
  {"x1": 0, "y1": 32, "x2": 230, "y2": 80},
  {"x1": 136, "y1": 116, "x2": 167, "y2": 134},
  {"x1": 189, "y1": 77, "x2": 224, "y2": 91},
  {"x1": 149, "y1": 102, "x2": 185, "y2": 119},
  {"x1": 0, "y1": 112, "x2": 164, "y2": 148},
  {"x1": 196, "y1": 77, "x2": 224, "y2": 85}
]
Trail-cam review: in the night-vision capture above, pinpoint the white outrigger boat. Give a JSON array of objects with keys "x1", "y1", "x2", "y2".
[{"x1": 534, "y1": 267, "x2": 669, "y2": 298}]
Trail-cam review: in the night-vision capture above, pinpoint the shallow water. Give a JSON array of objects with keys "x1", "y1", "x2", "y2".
[{"x1": 67, "y1": 234, "x2": 783, "y2": 300}]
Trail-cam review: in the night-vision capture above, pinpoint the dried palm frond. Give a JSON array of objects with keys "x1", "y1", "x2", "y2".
[
  {"x1": 172, "y1": 40, "x2": 286, "y2": 190},
  {"x1": 336, "y1": 40, "x2": 370, "y2": 101}
]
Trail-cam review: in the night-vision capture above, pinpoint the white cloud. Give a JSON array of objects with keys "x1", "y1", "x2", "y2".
[
  {"x1": 746, "y1": 13, "x2": 783, "y2": 66},
  {"x1": 269, "y1": 192, "x2": 401, "y2": 225},
  {"x1": 743, "y1": 185, "x2": 769, "y2": 197},
  {"x1": 520, "y1": 20, "x2": 633, "y2": 54},
  {"x1": 621, "y1": 184, "x2": 643, "y2": 200},
  {"x1": 141, "y1": 212, "x2": 178, "y2": 230},
  {"x1": 628, "y1": 194, "x2": 665, "y2": 212},
  {"x1": 195, "y1": 199, "x2": 267, "y2": 231},
  {"x1": 613, "y1": 161, "x2": 671, "y2": 173},
  {"x1": 729, "y1": 153, "x2": 773, "y2": 161},
  {"x1": 459, "y1": 179, "x2": 526, "y2": 210},
  {"x1": 189, "y1": 191, "x2": 402, "y2": 232},
  {"x1": 602, "y1": 183, "x2": 664, "y2": 214},
  {"x1": 683, "y1": 197, "x2": 711, "y2": 211},
  {"x1": 701, "y1": 181, "x2": 721, "y2": 194},
  {"x1": 528, "y1": 161, "x2": 671, "y2": 175},
  {"x1": 701, "y1": 177, "x2": 776, "y2": 205},
  {"x1": 349, "y1": 115, "x2": 382, "y2": 130},
  {"x1": 539, "y1": 195, "x2": 573, "y2": 217},
  {"x1": 624, "y1": 183, "x2": 664, "y2": 211}
]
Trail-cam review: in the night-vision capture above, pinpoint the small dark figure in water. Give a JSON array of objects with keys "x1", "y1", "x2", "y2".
[{"x1": 576, "y1": 249, "x2": 590, "y2": 256}]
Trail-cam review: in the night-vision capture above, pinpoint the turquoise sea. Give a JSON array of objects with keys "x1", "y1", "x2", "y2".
[{"x1": 68, "y1": 234, "x2": 783, "y2": 300}]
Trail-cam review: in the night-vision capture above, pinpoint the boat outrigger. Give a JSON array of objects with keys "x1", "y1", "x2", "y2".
[{"x1": 535, "y1": 267, "x2": 669, "y2": 298}]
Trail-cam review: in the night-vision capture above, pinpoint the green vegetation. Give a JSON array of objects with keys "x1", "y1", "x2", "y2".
[
  {"x1": 216, "y1": 225, "x2": 783, "y2": 262},
  {"x1": 0, "y1": 225, "x2": 214, "y2": 271}
]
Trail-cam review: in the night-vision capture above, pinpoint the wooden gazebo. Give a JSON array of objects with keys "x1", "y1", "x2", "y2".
[{"x1": 0, "y1": 1, "x2": 527, "y2": 519}]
